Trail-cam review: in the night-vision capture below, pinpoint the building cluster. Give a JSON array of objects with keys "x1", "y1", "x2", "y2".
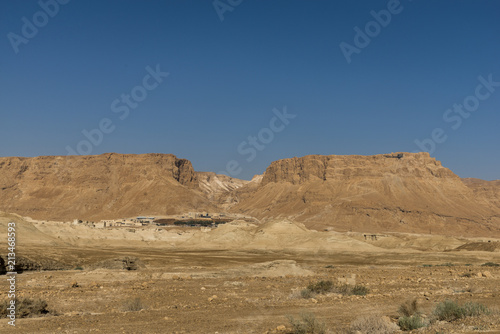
[
  {"x1": 72, "y1": 217, "x2": 155, "y2": 229},
  {"x1": 71, "y1": 212, "x2": 242, "y2": 229}
]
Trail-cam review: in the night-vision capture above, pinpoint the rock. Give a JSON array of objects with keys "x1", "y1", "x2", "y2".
[
  {"x1": 208, "y1": 295, "x2": 218, "y2": 302},
  {"x1": 276, "y1": 325, "x2": 286, "y2": 331},
  {"x1": 482, "y1": 271, "x2": 493, "y2": 278},
  {"x1": 71, "y1": 281, "x2": 79, "y2": 288}
]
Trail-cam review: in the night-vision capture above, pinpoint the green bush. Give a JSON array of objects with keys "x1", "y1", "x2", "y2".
[
  {"x1": 462, "y1": 302, "x2": 490, "y2": 317},
  {"x1": 397, "y1": 315, "x2": 426, "y2": 331},
  {"x1": 433, "y1": 300, "x2": 489, "y2": 321},
  {"x1": 433, "y1": 300, "x2": 464, "y2": 321},
  {"x1": 287, "y1": 312, "x2": 326, "y2": 334}
]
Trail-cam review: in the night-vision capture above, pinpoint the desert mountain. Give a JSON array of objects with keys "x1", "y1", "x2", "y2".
[
  {"x1": 1, "y1": 152, "x2": 499, "y2": 237},
  {"x1": 228, "y1": 153, "x2": 500, "y2": 237},
  {"x1": 0, "y1": 153, "x2": 215, "y2": 221}
]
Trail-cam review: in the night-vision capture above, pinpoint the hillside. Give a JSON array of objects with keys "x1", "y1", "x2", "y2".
[
  {"x1": 463, "y1": 178, "x2": 500, "y2": 210},
  {"x1": 1, "y1": 152, "x2": 499, "y2": 237},
  {"x1": 228, "y1": 153, "x2": 500, "y2": 237},
  {"x1": 0, "y1": 153, "x2": 214, "y2": 221}
]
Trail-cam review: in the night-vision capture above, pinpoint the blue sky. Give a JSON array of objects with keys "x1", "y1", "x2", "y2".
[{"x1": 1, "y1": 0, "x2": 499, "y2": 180}]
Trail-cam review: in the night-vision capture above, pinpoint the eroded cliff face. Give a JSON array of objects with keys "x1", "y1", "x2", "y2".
[
  {"x1": 231, "y1": 153, "x2": 500, "y2": 237},
  {"x1": 261, "y1": 152, "x2": 457, "y2": 185},
  {"x1": 0, "y1": 153, "x2": 212, "y2": 221}
]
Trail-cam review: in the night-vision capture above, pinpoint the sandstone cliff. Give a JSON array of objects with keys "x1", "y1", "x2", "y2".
[
  {"x1": 0, "y1": 153, "x2": 214, "y2": 221},
  {"x1": 229, "y1": 153, "x2": 500, "y2": 237}
]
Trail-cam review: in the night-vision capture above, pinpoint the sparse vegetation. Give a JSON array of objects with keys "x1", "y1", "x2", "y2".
[
  {"x1": 433, "y1": 300, "x2": 466, "y2": 321},
  {"x1": 462, "y1": 302, "x2": 490, "y2": 317},
  {"x1": 122, "y1": 298, "x2": 145, "y2": 312},
  {"x1": 398, "y1": 299, "x2": 420, "y2": 317},
  {"x1": 1, "y1": 298, "x2": 50, "y2": 318},
  {"x1": 74, "y1": 266, "x2": 84, "y2": 270},
  {"x1": 306, "y1": 280, "x2": 333, "y2": 294},
  {"x1": 397, "y1": 299, "x2": 426, "y2": 331},
  {"x1": 300, "y1": 288, "x2": 314, "y2": 299},
  {"x1": 302, "y1": 280, "x2": 369, "y2": 298},
  {"x1": 422, "y1": 264, "x2": 433, "y2": 267},
  {"x1": 287, "y1": 312, "x2": 326, "y2": 334},
  {"x1": 437, "y1": 262, "x2": 455, "y2": 267},
  {"x1": 433, "y1": 300, "x2": 489, "y2": 321},
  {"x1": 397, "y1": 315, "x2": 426, "y2": 331},
  {"x1": 351, "y1": 284, "x2": 369, "y2": 296},
  {"x1": 349, "y1": 315, "x2": 399, "y2": 334},
  {"x1": 333, "y1": 283, "x2": 351, "y2": 295},
  {"x1": 481, "y1": 262, "x2": 499, "y2": 267}
]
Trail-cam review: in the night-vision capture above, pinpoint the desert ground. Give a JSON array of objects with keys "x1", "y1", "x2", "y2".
[{"x1": 1, "y1": 213, "x2": 499, "y2": 334}]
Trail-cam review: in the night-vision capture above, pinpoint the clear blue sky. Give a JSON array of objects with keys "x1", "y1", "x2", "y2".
[{"x1": 1, "y1": 0, "x2": 499, "y2": 180}]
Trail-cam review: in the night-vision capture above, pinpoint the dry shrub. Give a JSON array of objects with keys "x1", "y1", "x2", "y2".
[
  {"x1": 300, "y1": 289, "x2": 314, "y2": 299},
  {"x1": 301, "y1": 280, "x2": 369, "y2": 299},
  {"x1": 349, "y1": 314, "x2": 399, "y2": 334},
  {"x1": 122, "y1": 297, "x2": 145, "y2": 312},
  {"x1": 398, "y1": 299, "x2": 419, "y2": 317},
  {"x1": 306, "y1": 280, "x2": 333, "y2": 294},
  {"x1": 287, "y1": 312, "x2": 326, "y2": 334},
  {"x1": 333, "y1": 284, "x2": 369, "y2": 296},
  {"x1": 351, "y1": 285, "x2": 369, "y2": 296},
  {"x1": 0, "y1": 298, "x2": 50, "y2": 318}
]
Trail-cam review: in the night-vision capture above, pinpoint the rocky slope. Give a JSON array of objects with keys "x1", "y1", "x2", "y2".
[
  {"x1": 196, "y1": 172, "x2": 249, "y2": 199},
  {"x1": 463, "y1": 178, "x2": 500, "y2": 210},
  {"x1": 229, "y1": 153, "x2": 500, "y2": 237},
  {"x1": 0, "y1": 153, "x2": 214, "y2": 221}
]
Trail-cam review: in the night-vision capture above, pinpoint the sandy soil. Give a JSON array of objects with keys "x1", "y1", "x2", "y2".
[{"x1": 1, "y1": 214, "x2": 499, "y2": 333}]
